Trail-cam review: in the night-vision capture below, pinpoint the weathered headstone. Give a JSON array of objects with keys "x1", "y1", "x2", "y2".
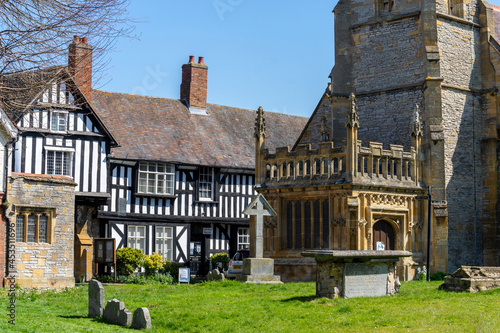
[
  {"x1": 207, "y1": 268, "x2": 225, "y2": 281},
  {"x1": 88, "y1": 279, "x2": 104, "y2": 318},
  {"x1": 131, "y1": 307, "x2": 152, "y2": 330},
  {"x1": 103, "y1": 299, "x2": 132, "y2": 326}
]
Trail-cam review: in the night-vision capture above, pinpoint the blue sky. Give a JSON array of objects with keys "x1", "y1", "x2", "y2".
[{"x1": 99, "y1": 0, "x2": 335, "y2": 118}]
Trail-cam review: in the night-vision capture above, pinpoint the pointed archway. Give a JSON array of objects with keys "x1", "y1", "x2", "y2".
[{"x1": 372, "y1": 220, "x2": 395, "y2": 250}]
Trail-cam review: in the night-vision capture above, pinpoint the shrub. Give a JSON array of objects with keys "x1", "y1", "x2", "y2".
[
  {"x1": 430, "y1": 272, "x2": 448, "y2": 281},
  {"x1": 210, "y1": 252, "x2": 229, "y2": 271},
  {"x1": 116, "y1": 247, "x2": 145, "y2": 277},
  {"x1": 144, "y1": 252, "x2": 165, "y2": 277},
  {"x1": 161, "y1": 261, "x2": 185, "y2": 281}
]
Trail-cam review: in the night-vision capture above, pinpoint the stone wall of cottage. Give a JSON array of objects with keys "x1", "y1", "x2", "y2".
[{"x1": 6, "y1": 173, "x2": 76, "y2": 289}]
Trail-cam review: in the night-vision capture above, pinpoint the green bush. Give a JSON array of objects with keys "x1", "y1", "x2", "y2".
[
  {"x1": 144, "y1": 252, "x2": 165, "y2": 277},
  {"x1": 210, "y1": 252, "x2": 229, "y2": 271},
  {"x1": 161, "y1": 261, "x2": 185, "y2": 281},
  {"x1": 116, "y1": 247, "x2": 145, "y2": 277},
  {"x1": 430, "y1": 272, "x2": 448, "y2": 281}
]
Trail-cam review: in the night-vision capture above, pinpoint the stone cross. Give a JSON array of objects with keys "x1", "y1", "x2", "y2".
[{"x1": 243, "y1": 194, "x2": 276, "y2": 258}]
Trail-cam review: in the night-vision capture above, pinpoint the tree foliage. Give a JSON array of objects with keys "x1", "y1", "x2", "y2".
[{"x1": 0, "y1": 0, "x2": 134, "y2": 109}]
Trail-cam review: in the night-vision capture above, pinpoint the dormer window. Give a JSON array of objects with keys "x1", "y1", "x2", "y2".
[{"x1": 50, "y1": 111, "x2": 68, "y2": 132}]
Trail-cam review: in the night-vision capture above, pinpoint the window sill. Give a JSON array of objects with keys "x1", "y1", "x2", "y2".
[
  {"x1": 134, "y1": 193, "x2": 177, "y2": 199},
  {"x1": 194, "y1": 200, "x2": 219, "y2": 204}
]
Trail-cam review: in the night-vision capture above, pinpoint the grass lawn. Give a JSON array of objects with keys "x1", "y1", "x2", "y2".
[{"x1": 0, "y1": 280, "x2": 499, "y2": 332}]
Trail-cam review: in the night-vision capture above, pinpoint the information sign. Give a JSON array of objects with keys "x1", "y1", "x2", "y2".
[{"x1": 178, "y1": 267, "x2": 190, "y2": 284}]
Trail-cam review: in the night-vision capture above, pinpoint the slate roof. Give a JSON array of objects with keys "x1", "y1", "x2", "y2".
[{"x1": 91, "y1": 90, "x2": 308, "y2": 169}]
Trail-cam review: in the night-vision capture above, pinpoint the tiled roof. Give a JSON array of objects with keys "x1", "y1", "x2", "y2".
[{"x1": 91, "y1": 90, "x2": 308, "y2": 169}]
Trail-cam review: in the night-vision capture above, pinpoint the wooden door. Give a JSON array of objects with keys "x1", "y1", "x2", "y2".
[{"x1": 373, "y1": 220, "x2": 395, "y2": 250}]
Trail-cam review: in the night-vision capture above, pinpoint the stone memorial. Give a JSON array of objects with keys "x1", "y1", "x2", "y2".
[
  {"x1": 237, "y1": 194, "x2": 282, "y2": 284},
  {"x1": 302, "y1": 250, "x2": 412, "y2": 298},
  {"x1": 439, "y1": 266, "x2": 500, "y2": 292},
  {"x1": 207, "y1": 268, "x2": 225, "y2": 281},
  {"x1": 103, "y1": 299, "x2": 132, "y2": 327},
  {"x1": 88, "y1": 279, "x2": 104, "y2": 318},
  {"x1": 131, "y1": 307, "x2": 152, "y2": 330}
]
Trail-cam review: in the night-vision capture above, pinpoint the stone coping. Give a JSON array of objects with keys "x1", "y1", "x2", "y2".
[
  {"x1": 11, "y1": 172, "x2": 77, "y2": 185},
  {"x1": 301, "y1": 250, "x2": 413, "y2": 262}
]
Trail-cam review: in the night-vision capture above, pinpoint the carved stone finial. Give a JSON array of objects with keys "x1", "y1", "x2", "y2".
[
  {"x1": 410, "y1": 104, "x2": 422, "y2": 138},
  {"x1": 255, "y1": 106, "x2": 267, "y2": 139},
  {"x1": 346, "y1": 92, "x2": 359, "y2": 128},
  {"x1": 320, "y1": 116, "x2": 329, "y2": 142}
]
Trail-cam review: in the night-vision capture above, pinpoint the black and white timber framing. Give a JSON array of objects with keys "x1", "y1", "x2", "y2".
[
  {"x1": 99, "y1": 160, "x2": 255, "y2": 271},
  {"x1": 12, "y1": 80, "x2": 113, "y2": 196}
]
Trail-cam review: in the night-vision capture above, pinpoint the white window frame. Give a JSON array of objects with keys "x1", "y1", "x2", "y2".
[
  {"x1": 128, "y1": 225, "x2": 146, "y2": 252},
  {"x1": 138, "y1": 162, "x2": 175, "y2": 195},
  {"x1": 44, "y1": 147, "x2": 74, "y2": 177},
  {"x1": 237, "y1": 227, "x2": 250, "y2": 250},
  {"x1": 50, "y1": 110, "x2": 68, "y2": 132},
  {"x1": 199, "y1": 167, "x2": 214, "y2": 201},
  {"x1": 155, "y1": 226, "x2": 173, "y2": 261}
]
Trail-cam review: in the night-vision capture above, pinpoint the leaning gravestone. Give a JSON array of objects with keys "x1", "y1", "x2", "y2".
[
  {"x1": 88, "y1": 279, "x2": 104, "y2": 318},
  {"x1": 103, "y1": 299, "x2": 132, "y2": 326},
  {"x1": 131, "y1": 307, "x2": 152, "y2": 329}
]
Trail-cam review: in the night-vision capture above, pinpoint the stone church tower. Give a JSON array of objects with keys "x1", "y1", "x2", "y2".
[{"x1": 296, "y1": 0, "x2": 500, "y2": 272}]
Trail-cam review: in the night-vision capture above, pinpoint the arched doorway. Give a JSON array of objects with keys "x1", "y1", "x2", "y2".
[{"x1": 373, "y1": 220, "x2": 395, "y2": 250}]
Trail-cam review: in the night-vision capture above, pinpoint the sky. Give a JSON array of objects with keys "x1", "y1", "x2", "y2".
[{"x1": 98, "y1": 0, "x2": 335, "y2": 118}]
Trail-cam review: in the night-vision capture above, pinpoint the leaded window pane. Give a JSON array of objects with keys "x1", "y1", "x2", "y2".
[
  {"x1": 155, "y1": 227, "x2": 173, "y2": 261},
  {"x1": 16, "y1": 215, "x2": 25, "y2": 242},
  {"x1": 27, "y1": 214, "x2": 36, "y2": 242},
  {"x1": 39, "y1": 215, "x2": 48, "y2": 243}
]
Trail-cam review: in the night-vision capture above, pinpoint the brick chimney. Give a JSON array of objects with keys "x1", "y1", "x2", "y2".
[
  {"x1": 180, "y1": 56, "x2": 208, "y2": 111},
  {"x1": 68, "y1": 36, "x2": 93, "y2": 102}
]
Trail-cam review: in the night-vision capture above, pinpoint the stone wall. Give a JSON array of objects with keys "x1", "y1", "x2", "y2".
[
  {"x1": 441, "y1": 88, "x2": 484, "y2": 270},
  {"x1": 352, "y1": 16, "x2": 424, "y2": 93},
  {"x1": 6, "y1": 173, "x2": 76, "y2": 289}
]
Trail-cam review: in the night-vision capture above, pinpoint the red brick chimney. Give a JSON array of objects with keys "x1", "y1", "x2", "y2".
[
  {"x1": 68, "y1": 36, "x2": 93, "y2": 102},
  {"x1": 180, "y1": 56, "x2": 208, "y2": 110}
]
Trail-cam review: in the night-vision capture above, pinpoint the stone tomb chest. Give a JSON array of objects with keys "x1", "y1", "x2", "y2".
[{"x1": 302, "y1": 250, "x2": 412, "y2": 298}]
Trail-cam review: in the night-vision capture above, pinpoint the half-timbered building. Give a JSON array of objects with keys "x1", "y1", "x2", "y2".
[
  {"x1": 1, "y1": 37, "x2": 118, "y2": 286},
  {"x1": 92, "y1": 56, "x2": 308, "y2": 275}
]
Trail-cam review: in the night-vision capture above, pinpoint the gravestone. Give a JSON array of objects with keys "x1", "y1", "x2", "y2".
[
  {"x1": 207, "y1": 268, "x2": 225, "y2": 281},
  {"x1": 103, "y1": 299, "x2": 132, "y2": 326},
  {"x1": 237, "y1": 194, "x2": 282, "y2": 284},
  {"x1": 88, "y1": 279, "x2": 104, "y2": 318},
  {"x1": 131, "y1": 307, "x2": 152, "y2": 329}
]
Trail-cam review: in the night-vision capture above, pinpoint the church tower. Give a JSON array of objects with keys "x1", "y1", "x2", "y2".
[{"x1": 298, "y1": 0, "x2": 500, "y2": 272}]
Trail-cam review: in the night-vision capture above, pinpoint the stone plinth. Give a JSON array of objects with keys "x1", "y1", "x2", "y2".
[
  {"x1": 439, "y1": 266, "x2": 500, "y2": 293},
  {"x1": 302, "y1": 250, "x2": 412, "y2": 298},
  {"x1": 236, "y1": 258, "x2": 282, "y2": 284}
]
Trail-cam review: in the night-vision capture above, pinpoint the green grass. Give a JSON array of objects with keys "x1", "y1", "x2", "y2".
[{"x1": 1, "y1": 281, "x2": 499, "y2": 332}]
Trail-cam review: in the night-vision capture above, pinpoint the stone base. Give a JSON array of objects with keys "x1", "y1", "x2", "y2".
[
  {"x1": 236, "y1": 258, "x2": 282, "y2": 284},
  {"x1": 8, "y1": 277, "x2": 75, "y2": 289}
]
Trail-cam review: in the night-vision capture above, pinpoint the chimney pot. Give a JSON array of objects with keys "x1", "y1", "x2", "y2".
[
  {"x1": 198, "y1": 57, "x2": 205, "y2": 65},
  {"x1": 82, "y1": 37, "x2": 88, "y2": 44},
  {"x1": 73, "y1": 35, "x2": 80, "y2": 42},
  {"x1": 188, "y1": 55, "x2": 195, "y2": 63}
]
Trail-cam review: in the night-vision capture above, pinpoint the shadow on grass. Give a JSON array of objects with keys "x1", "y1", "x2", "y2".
[
  {"x1": 58, "y1": 315, "x2": 108, "y2": 324},
  {"x1": 280, "y1": 295, "x2": 317, "y2": 303}
]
